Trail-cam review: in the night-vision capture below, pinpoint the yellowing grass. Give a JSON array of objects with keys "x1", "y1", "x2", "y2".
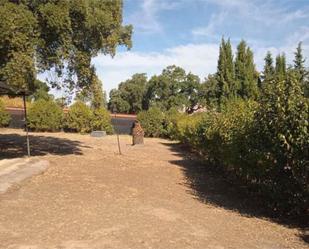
[{"x1": 0, "y1": 96, "x2": 31, "y2": 108}]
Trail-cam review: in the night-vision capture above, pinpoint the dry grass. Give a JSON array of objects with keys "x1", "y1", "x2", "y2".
[
  {"x1": 0, "y1": 95, "x2": 31, "y2": 108},
  {"x1": 0, "y1": 129, "x2": 307, "y2": 249}
]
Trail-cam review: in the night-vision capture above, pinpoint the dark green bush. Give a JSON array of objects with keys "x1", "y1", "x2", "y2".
[
  {"x1": 65, "y1": 101, "x2": 93, "y2": 133},
  {"x1": 137, "y1": 107, "x2": 165, "y2": 137},
  {"x1": 92, "y1": 107, "x2": 113, "y2": 134},
  {"x1": 0, "y1": 99, "x2": 10, "y2": 127},
  {"x1": 28, "y1": 100, "x2": 63, "y2": 131}
]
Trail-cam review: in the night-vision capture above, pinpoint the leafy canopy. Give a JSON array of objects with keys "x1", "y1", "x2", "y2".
[{"x1": 0, "y1": 0, "x2": 132, "y2": 94}]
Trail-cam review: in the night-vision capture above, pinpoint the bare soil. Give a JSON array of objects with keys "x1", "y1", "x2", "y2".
[{"x1": 0, "y1": 129, "x2": 307, "y2": 249}]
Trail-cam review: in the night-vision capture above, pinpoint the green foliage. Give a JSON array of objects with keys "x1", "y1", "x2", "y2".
[
  {"x1": 108, "y1": 89, "x2": 131, "y2": 113},
  {"x1": 65, "y1": 101, "x2": 93, "y2": 133},
  {"x1": 253, "y1": 71, "x2": 308, "y2": 214},
  {"x1": 137, "y1": 107, "x2": 165, "y2": 137},
  {"x1": 199, "y1": 74, "x2": 219, "y2": 110},
  {"x1": 275, "y1": 53, "x2": 286, "y2": 80},
  {"x1": 293, "y1": 42, "x2": 308, "y2": 97},
  {"x1": 109, "y1": 73, "x2": 147, "y2": 113},
  {"x1": 76, "y1": 74, "x2": 105, "y2": 109},
  {"x1": 0, "y1": 0, "x2": 132, "y2": 96},
  {"x1": 0, "y1": 99, "x2": 10, "y2": 127},
  {"x1": 0, "y1": 2, "x2": 37, "y2": 91},
  {"x1": 217, "y1": 38, "x2": 236, "y2": 105},
  {"x1": 174, "y1": 112, "x2": 204, "y2": 148},
  {"x1": 262, "y1": 51, "x2": 275, "y2": 84},
  {"x1": 92, "y1": 108, "x2": 113, "y2": 134},
  {"x1": 235, "y1": 40, "x2": 259, "y2": 99},
  {"x1": 28, "y1": 80, "x2": 53, "y2": 101},
  {"x1": 162, "y1": 108, "x2": 184, "y2": 139},
  {"x1": 166, "y1": 76, "x2": 308, "y2": 215},
  {"x1": 28, "y1": 100, "x2": 63, "y2": 131},
  {"x1": 144, "y1": 65, "x2": 201, "y2": 113}
]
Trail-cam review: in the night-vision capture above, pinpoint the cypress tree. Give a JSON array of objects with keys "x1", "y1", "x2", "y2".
[
  {"x1": 294, "y1": 42, "x2": 306, "y2": 82},
  {"x1": 293, "y1": 42, "x2": 308, "y2": 97},
  {"x1": 216, "y1": 38, "x2": 235, "y2": 106},
  {"x1": 275, "y1": 53, "x2": 286, "y2": 80},
  {"x1": 235, "y1": 40, "x2": 258, "y2": 99},
  {"x1": 262, "y1": 51, "x2": 275, "y2": 83}
]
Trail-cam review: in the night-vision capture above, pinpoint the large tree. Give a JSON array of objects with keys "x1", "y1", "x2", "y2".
[
  {"x1": 275, "y1": 53, "x2": 287, "y2": 81},
  {"x1": 108, "y1": 73, "x2": 147, "y2": 114},
  {"x1": 0, "y1": 0, "x2": 132, "y2": 103},
  {"x1": 262, "y1": 51, "x2": 275, "y2": 84},
  {"x1": 293, "y1": 42, "x2": 308, "y2": 97},
  {"x1": 234, "y1": 40, "x2": 259, "y2": 99},
  {"x1": 144, "y1": 66, "x2": 187, "y2": 111},
  {"x1": 143, "y1": 65, "x2": 202, "y2": 113},
  {"x1": 216, "y1": 38, "x2": 235, "y2": 105}
]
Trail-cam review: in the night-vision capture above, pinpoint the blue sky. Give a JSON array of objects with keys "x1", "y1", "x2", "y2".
[{"x1": 61, "y1": 0, "x2": 309, "y2": 97}]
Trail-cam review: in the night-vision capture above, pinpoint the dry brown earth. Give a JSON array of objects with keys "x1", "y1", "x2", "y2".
[{"x1": 0, "y1": 129, "x2": 307, "y2": 249}]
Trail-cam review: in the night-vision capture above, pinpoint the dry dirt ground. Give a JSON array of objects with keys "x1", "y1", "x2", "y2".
[{"x1": 0, "y1": 129, "x2": 307, "y2": 249}]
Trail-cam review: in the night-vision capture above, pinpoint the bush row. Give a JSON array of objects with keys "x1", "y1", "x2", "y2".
[
  {"x1": 27, "y1": 100, "x2": 113, "y2": 134},
  {"x1": 139, "y1": 76, "x2": 308, "y2": 217}
]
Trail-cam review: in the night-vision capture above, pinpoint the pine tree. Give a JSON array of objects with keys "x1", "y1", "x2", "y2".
[{"x1": 235, "y1": 40, "x2": 258, "y2": 99}]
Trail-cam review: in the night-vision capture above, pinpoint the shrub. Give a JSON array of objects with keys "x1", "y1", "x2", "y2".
[
  {"x1": 65, "y1": 101, "x2": 93, "y2": 133},
  {"x1": 0, "y1": 99, "x2": 10, "y2": 127},
  {"x1": 137, "y1": 107, "x2": 165, "y2": 137},
  {"x1": 175, "y1": 112, "x2": 204, "y2": 148},
  {"x1": 162, "y1": 108, "x2": 183, "y2": 139},
  {"x1": 28, "y1": 100, "x2": 63, "y2": 131},
  {"x1": 169, "y1": 74, "x2": 308, "y2": 216},
  {"x1": 92, "y1": 107, "x2": 113, "y2": 134},
  {"x1": 251, "y1": 72, "x2": 308, "y2": 215}
]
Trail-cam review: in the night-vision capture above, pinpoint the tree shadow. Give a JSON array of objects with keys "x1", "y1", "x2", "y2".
[
  {"x1": 0, "y1": 133, "x2": 89, "y2": 159},
  {"x1": 161, "y1": 142, "x2": 308, "y2": 243}
]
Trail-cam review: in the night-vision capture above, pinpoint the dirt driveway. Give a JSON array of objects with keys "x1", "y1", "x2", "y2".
[{"x1": 0, "y1": 129, "x2": 307, "y2": 249}]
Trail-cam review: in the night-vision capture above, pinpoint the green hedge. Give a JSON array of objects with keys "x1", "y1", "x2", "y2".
[
  {"x1": 65, "y1": 102, "x2": 113, "y2": 134},
  {"x1": 28, "y1": 100, "x2": 63, "y2": 131},
  {"x1": 170, "y1": 90, "x2": 308, "y2": 216},
  {"x1": 92, "y1": 107, "x2": 113, "y2": 134},
  {"x1": 0, "y1": 99, "x2": 10, "y2": 127},
  {"x1": 65, "y1": 101, "x2": 93, "y2": 133},
  {"x1": 137, "y1": 107, "x2": 165, "y2": 137}
]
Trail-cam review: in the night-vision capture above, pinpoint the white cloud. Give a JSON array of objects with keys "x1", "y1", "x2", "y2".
[
  {"x1": 93, "y1": 43, "x2": 219, "y2": 95},
  {"x1": 193, "y1": 0, "x2": 309, "y2": 40},
  {"x1": 126, "y1": 0, "x2": 182, "y2": 34}
]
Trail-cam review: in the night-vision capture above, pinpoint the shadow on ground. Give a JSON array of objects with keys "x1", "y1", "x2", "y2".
[
  {"x1": 161, "y1": 142, "x2": 308, "y2": 243},
  {"x1": 0, "y1": 133, "x2": 88, "y2": 159}
]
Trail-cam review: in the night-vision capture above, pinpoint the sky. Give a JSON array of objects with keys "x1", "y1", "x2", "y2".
[{"x1": 52, "y1": 0, "x2": 309, "y2": 98}]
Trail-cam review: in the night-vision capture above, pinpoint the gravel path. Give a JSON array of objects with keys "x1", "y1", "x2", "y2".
[{"x1": 0, "y1": 129, "x2": 307, "y2": 249}]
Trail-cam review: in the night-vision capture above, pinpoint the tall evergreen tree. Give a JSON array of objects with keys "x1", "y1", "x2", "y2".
[
  {"x1": 293, "y1": 42, "x2": 308, "y2": 97},
  {"x1": 216, "y1": 38, "x2": 235, "y2": 106},
  {"x1": 234, "y1": 40, "x2": 258, "y2": 99},
  {"x1": 262, "y1": 51, "x2": 275, "y2": 83},
  {"x1": 275, "y1": 53, "x2": 287, "y2": 80}
]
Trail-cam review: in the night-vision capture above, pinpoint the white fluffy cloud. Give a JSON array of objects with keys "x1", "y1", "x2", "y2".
[{"x1": 93, "y1": 43, "x2": 219, "y2": 95}]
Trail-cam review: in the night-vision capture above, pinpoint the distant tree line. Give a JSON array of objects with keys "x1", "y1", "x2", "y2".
[{"x1": 108, "y1": 39, "x2": 308, "y2": 114}]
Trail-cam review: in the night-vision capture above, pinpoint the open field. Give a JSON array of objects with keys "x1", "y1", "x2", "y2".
[{"x1": 0, "y1": 129, "x2": 307, "y2": 249}]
